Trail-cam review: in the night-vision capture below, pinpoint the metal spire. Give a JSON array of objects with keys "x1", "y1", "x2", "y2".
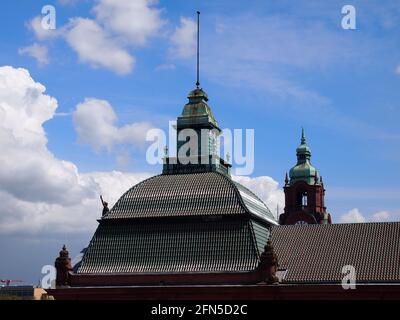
[
  {"x1": 301, "y1": 127, "x2": 306, "y2": 144},
  {"x1": 196, "y1": 11, "x2": 200, "y2": 88}
]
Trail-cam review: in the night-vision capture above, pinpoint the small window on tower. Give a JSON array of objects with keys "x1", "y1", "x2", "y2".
[
  {"x1": 296, "y1": 191, "x2": 308, "y2": 208},
  {"x1": 302, "y1": 192, "x2": 308, "y2": 206}
]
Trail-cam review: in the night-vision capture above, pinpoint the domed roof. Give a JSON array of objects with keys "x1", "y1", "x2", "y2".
[
  {"x1": 188, "y1": 87, "x2": 209, "y2": 101},
  {"x1": 104, "y1": 172, "x2": 277, "y2": 225},
  {"x1": 289, "y1": 129, "x2": 320, "y2": 185},
  {"x1": 178, "y1": 88, "x2": 219, "y2": 129},
  {"x1": 78, "y1": 172, "x2": 276, "y2": 275},
  {"x1": 289, "y1": 162, "x2": 319, "y2": 185},
  {"x1": 296, "y1": 142, "x2": 311, "y2": 155}
]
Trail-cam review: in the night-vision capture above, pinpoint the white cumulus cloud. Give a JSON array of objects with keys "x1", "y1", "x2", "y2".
[
  {"x1": 93, "y1": 0, "x2": 165, "y2": 46},
  {"x1": 65, "y1": 18, "x2": 135, "y2": 75},
  {"x1": 338, "y1": 208, "x2": 395, "y2": 223},
  {"x1": 84, "y1": 171, "x2": 151, "y2": 207},
  {"x1": 339, "y1": 208, "x2": 367, "y2": 223},
  {"x1": 25, "y1": 0, "x2": 165, "y2": 75},
  {"x1": 0, "y1": 66, "x2": 95, "y2": 206},
  {"x1": 0, "y1": 65, "x2": 152, "y2": 234},
  {"x1": 169, "y1": 17, "x2": 197, "y2": 59},
  {"x1": 0, "y1": 171, "x2": 151, "y2": 234},
  {"x1": 233, "y1": 175, "x2": 284, "y2": 218},
  {"x1": 0, "y1": 66, "x2": 299, "y2": 236},
  {"x1": 28, "y1": 16, "x2": 60, "y2": 41},
  {"x1": 18, "y1": 43, "x2": 49, "y2": 66},
  {"x1": 73, "y1": 98, "x2": 153, "y2": 152},
  {"x1": 371, "y1": 210, "x2": 391, "y2": 222}
]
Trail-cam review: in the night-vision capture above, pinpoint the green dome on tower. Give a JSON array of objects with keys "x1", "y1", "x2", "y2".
[{"x1": 289, "y1": 128, "x2": 320, "y2": 185}]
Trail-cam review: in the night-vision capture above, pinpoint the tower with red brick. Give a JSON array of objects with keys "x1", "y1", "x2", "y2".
[{"x1": 279, "y1": 129, "x2": 331, "y2": 225}]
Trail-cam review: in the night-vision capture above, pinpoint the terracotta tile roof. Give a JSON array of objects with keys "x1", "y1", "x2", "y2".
[
  {"x1": 77, "y1": 219, "x2": 269, "y2": 274},
  {"x1": 272, "y1": 222, "x2": 400, "y2": 283},
  {"x1": 105, "y1": 172, "x2": 277, "y2": 224}
]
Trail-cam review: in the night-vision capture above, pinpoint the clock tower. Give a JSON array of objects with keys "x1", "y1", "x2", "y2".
[{"x1": 279, "y1": 129, "x2": 332, "y2": 225}]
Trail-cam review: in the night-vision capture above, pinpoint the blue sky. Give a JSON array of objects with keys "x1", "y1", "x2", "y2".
[{"x1": 0, "y1": 0, "x2": 400, "y2": 284}]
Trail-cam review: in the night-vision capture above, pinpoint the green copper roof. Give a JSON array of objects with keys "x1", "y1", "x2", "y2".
[
  {"x1": 178, "y1": 88, "x2": 219, "y2": 129},
  {"x1": 296, "y1": 128, "x2": 311, "y2": 156},
  {"x1": 103, "y1": 172, "x2": 277, "y2": 224},
  {"x1": 289, "y1": 164, "x2": 319, "y2": 185},
  {"x1": 78, "y1": 170, "x2": 276, "y2": 275},
  {"x1": 77, "y1": 218, "x2": 269, "y2": 274},
  {"x1": 251, "y1": 220, "x2": 270, "y2": 256},
  {"x1": 289, "y1": 129, "x2": 320, "y2": 185},
  {"x1": 105, "y1": 172, "x2": 277, "y2": 225},
  {"x1": 77, "y1": 170, "x2": 275, "y2": 275},
  {"x1": 106, "y1": 172, "x2": 244, "y2": 218}
]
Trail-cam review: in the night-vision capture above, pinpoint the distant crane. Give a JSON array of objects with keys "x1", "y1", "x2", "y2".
[{"x1": 0, "y1": 279, "x2": 24, "y2": 286}]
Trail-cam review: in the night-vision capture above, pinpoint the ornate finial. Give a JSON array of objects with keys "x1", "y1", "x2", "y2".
[
  {"x1": 295, "y1": 127, "x2": 311, "y2": 164},
  {"x1": 285, "y1": 172, "x2": 289, "y2": 185},
  {"x1": 59, "y1": 244, "x2": 69, "y2": 257},
  {"x1": 55, "y1": 244, "x2": 72, "y2": 286},
  {"x1": 314, "y1": 172, "x2": 318, "y2": 185},
  {"x1": 226, "y1": 152, "x2": 230, "y2": 163},
  {"x1": 196, "y1": 11, "x2": 200, "y2": 88},
  {"x1": 164, "y1": 145, "x2": 169, "y2": 157},
  {"x1": 258, "y1": 239, "x2": 279, "y2": 284},
  {"x1": 320, "y1": 175, "x2": 323, "y2": 184},
  {"x1": 301, "y1": 127, "x2": 306, "y2": 144}
]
